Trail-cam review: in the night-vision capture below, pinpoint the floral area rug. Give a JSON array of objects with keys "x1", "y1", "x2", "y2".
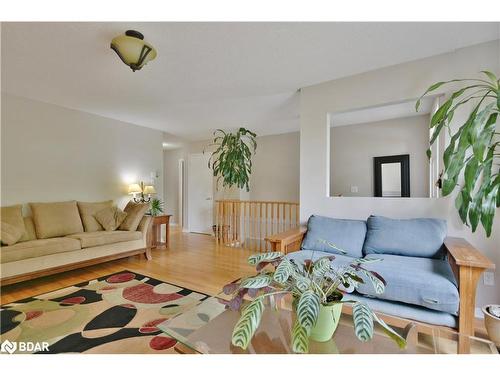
[{"x1": 0, "y1": 270, "x2": 222, "y2": 354}]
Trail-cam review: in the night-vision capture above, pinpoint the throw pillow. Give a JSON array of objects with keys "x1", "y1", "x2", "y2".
[
  {"x1": 119, "y1": 201, "x2": 149, "y2": 231},
  {"x1": 95, "y1": 206, "x2": 128, "y2": 231},
  {"x1": 30, "y1": 201, "x2": 84, "y2": 239},
  {"x1": 77, "y1": 200, "x2": 114, "y2": 232},
  {"x1": 0, "y1": 204, "x2": 27, "y2": 241},
  {"x1": 1, "y1": 221, "x2": 24, "y2": 246}
]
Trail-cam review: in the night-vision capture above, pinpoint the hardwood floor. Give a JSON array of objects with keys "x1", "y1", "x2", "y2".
[
  {"x1": 0, "y1": 227, "x2": 255, "y2": 305},
  {"x1": 0, "y1": 227, "x2": 487, "y2": 338}
]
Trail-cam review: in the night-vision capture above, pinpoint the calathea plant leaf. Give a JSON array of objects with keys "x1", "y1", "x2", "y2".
[
  {"x1": 240, "y1": 274, "x2": 273, "y2": 289},
  {"x1": 291, "y1": 320, "x2": 309, "y2": 354},
  {"x1": 247, "y1": 252, "x2": 283, "y2": 266},
  {"x1": 231, "y1": 298, "x2": 265, "y2": 350},
  {"x1": 296, "y1": 290, "x2": 320, "y2": 333},
  {"x1": 273, "y1": 257, "x2": 294, "y2": 284},
  {"x1": 371, "y1": 311, "x2": 407, "y2": 349},
  {"x1": 352, "y1": 302, "x2": 374, "y2": 342}
]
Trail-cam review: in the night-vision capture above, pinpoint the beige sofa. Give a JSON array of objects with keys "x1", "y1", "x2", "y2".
[{"x1": 0, "y1": 201, "x2": 153, "y2": 285}]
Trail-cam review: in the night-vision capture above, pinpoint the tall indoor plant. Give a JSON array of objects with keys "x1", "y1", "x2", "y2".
[
  {"x1": 220, "y1": 250, "x2": 406, "y2": 353},
  {"x1": 417, "y1": 71, "x2": 499, "y2": 236},
  {"x1": 206, "y1": 127, "x2": 257, "y2": 192}
]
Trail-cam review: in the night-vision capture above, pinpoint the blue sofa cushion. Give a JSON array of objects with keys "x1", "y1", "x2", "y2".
[
  {"x1": 301, "y1": 215, "x2": 366, "y2": 258},
  {"x1": 362, "y1": 215, "x2": 447, "y2": 258},
  {"x1": 355, "y1": 254, "x2": 459, "y2": 315}
]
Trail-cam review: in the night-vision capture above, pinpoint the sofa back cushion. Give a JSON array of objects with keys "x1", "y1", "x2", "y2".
[
  {"x1": 118, "y1": 201, "x2": 149, "y2": 231},
  {"x1": 301, "y1": 215, "x2": 367, "y2": 258},
  {"x1": 77, "y1": 200, "x2": 114, "y2": 232},
  {"x1": 20, "y1": 217, "x2": 37, "y2": 242},
  {"x1": 1, "y1": 205, "x2": 27, "y2": 242},
  {"x1": 362, "y1": 215, "x2": 447, "y2": 258},
  {"x1": 1, "y1": 221, "x2": 24, "y2": 246},
  {"x1": 30, "y1": 201, "x2": 84, "y2": 239}
]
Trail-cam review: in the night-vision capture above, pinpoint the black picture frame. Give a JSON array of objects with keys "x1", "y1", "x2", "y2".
[{"x1": 373, "y1": 154, "x2": 410, "y2": 197}]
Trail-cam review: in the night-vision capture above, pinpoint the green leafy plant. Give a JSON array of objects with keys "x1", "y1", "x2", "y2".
[
  {"x1": 416, "y1": 71, "x2": 499, "y2": 236},
  {"x1": 149, "y1": 198, "x2": 164, "y2": 216},
  {"x1": 220, "y1": 250, "x2": 406, "y2": 353},
  {"x1": 205, "y1": 128, "x2": 257, "y2": 192}
]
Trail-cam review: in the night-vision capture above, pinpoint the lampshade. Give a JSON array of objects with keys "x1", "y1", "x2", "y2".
[
  {"x1": 128, "y1": 183, "x2": 142, "y2": 194},
  {"x1": 110, "y1": 30, "x2": 157, "y2": 72},
  {"x1": 143, "y1": 185, "x2": 156, "y2": 195}
]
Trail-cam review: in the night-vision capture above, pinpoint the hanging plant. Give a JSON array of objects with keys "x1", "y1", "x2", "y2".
[
  {"x1": 416, "y1": 71, "x2": 499, "y2": 237},
  {"x1": 206, "y1": 127, "x2": 257, "y2": 192}
]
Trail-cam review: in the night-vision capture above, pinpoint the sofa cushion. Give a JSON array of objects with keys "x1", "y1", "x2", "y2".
[
  {"x1": 77, "y1": 200, "x2": 114, "y2": 232},
  {"x1": 355, "y1": 254, "x2": 459, "y2": 315},
  {"x1": 119, "y1": 201, "x2": 149, "y2": 231},
  {"x1": 1, "y1": 222, "x2": 24, "y2": 246},
  {"x1": 95, "y1": 206, "x2": 127, "y2": 231},
  {"x1": 30, "y1": 201, "x2": 84, "y2": 239},
  {"x1": 0, "y1": 237, "x2": 81, "y2": 263},
  {"x1": 362, "y1": 215, "x2": 447, "y2": 258},
  {"x1": 19, "y1": 217, "x2": 37, "y2": 242},
  {"x1": 301, "y1": 215, "x2": 366, "y2": 258},
  {"x1": 67, "y1": 230, "x2": 142, "y2": 248},
  {"x1": 1, "y1": 205, "x2": 27, "y2": 241}
]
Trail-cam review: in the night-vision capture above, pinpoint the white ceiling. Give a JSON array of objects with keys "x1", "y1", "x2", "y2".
[
  {"x1": 330, "y1": 96, "x2": 435, "y2": 127},
  {"x1": 2, "y1": 22, "x2": 499, "y2": 141}
]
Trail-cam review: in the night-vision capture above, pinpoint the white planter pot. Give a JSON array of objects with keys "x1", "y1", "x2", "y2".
[{"x1": 482, "y1": 304, "x2": 500, "y2": 347}]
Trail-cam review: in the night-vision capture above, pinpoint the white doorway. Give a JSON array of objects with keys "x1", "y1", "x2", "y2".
[{"x1": 188, "y1": 153, "x2": 213, "y2": 234}]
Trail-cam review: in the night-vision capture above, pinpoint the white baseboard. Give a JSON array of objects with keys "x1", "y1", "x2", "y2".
[{"x1": 475, "y1": 307, "x2": 484, "y2": 319}]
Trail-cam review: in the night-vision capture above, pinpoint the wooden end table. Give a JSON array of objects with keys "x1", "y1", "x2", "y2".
[{"x1": 151, "y1": 214, "x2": 171, "y2": 249}]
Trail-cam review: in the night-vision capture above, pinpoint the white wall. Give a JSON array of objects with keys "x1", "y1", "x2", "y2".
[
  {"x1": 300, "y1": 40, "x2": 500, "y2": 309},
  {"x1": 249, "y1": 132, "x2": 300, "y2": 202},
  {"x1": 330, "y1": 115, "x2": 430, "y2": 197},
  {"x1": 1, "y1": 94, "x2": 164, "y2": 210},
  {"x1": 164, "y1": 132, "x2": 300, "y2": 226}
]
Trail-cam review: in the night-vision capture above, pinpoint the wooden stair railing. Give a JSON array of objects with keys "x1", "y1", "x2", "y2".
[{"x1": 214, "y1": 200, "x2": 300, "y2": 251}]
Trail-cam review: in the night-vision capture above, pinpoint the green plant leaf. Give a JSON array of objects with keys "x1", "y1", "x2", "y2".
[
  {"x1": 247, "y1": 252, "x2": 283, "y2": 266},
  {"x1": 312, "y1": 257, "x2": 331, "y2": 278},
  {"x1": 240, "y1": 274, "x2": 273, "y2": 289},
  {"x1": 358, "y1": 269, "x2": 385, "y2": 294},
  {"x1": 481, "y1": 180, "x2": 500, "y2": 237},
  {"x1": 231, "y1": 298, "x2": 265, "y2": 350},
  {"x1": 481, "y1": 70, "x2": 498, "y2": 85},
  {"x1": 291, "y1": 320, "x2": 309, "y2": 354},
  {"x1": 352, "y1": 302, "x2": 374, "y2": 342},
  {"x1": 295, "y1": 276, "x2": 311, "y2": 292},
  {"x1": 273, "y1": 258, "x2": 294, "y2": 284},
  {"x1": 371, "y1": 311, "x2": 406, "y2": 349},
  {"x1": 296, "y1": 290, "x2": 320, "y2": 333}
]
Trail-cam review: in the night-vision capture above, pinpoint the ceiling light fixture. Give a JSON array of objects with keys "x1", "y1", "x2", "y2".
[{"x1": 110, "y1": 30, "x2": 157, "y2": 72}]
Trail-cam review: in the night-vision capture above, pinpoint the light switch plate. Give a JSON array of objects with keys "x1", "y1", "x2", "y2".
[
  {"x1": 350, "y1": 186, "x2": 359, "y2": 193},
  {"x1": 484, "y1": 271, "x2": 495, "y2": 286}
]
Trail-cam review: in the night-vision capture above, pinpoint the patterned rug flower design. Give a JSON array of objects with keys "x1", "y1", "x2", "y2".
[{"x1": 0, "y1": 271, "x2": 216, "y2": 354}]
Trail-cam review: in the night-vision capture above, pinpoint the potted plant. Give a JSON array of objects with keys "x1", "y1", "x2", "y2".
[
  {"x1": 482, "y1": 304, "x2": 500, "y2": 347},
  {"x1": 206, "y1": 127, "x2": 257, "y2": 192},
  {"x1": 219, "y1": 250, "x2": 406, "y2": 353},
  {"x1": 149, "y1": 198, "x2": 164, "y2": 216},
  {"x1": 416, "y1": 71, "x2": 499, "y2": 237}
]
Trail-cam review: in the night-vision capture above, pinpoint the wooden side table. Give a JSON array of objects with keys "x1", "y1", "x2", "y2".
[{"x1": 151, "y1": 215, "x2": 171, "y2": 249}]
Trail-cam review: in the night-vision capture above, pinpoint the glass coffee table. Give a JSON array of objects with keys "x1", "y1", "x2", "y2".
[{"x1": 158, "y1": 297, "x2": 498, "y2": 354}]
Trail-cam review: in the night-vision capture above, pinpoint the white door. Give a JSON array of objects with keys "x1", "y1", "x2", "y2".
[{"x1": 188, "y1": 153, "x2": 213, "y2": 234}]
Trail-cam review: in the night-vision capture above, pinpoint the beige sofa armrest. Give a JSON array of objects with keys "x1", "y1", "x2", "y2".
[
  {"x1": 137, "y1": 215, "x2": 153, "y2": 249},
  {"x1": 265, "y1": 226, "x2": 307, "y2": 254}
]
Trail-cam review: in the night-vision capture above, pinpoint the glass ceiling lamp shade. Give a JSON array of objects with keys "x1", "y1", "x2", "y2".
[{"x1": 110, "y1": 30, "x2": 157, "y2": 72}]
